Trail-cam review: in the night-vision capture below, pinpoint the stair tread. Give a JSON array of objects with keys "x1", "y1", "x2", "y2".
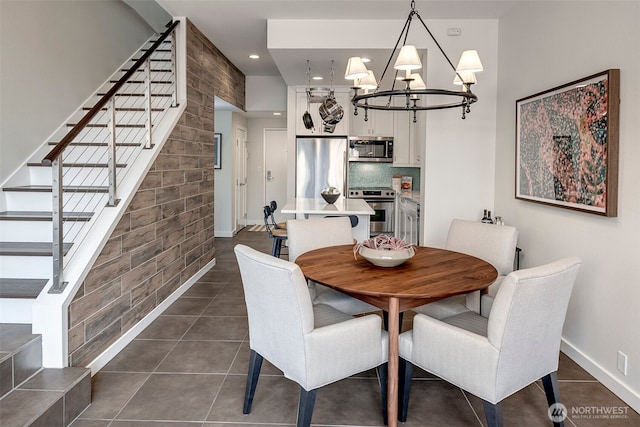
[
  {"x1": 0, "y1": 389, "x2": 63, "y2": 426},
  {"x1": 0, "y1": 242, "x2": 73, "y2": 256},
  {"x1": 27, "y1": 162, "x2": 127, "y2": 168},
  {"x1": 0, "y1": 211, "x2": 94, "y2": 221},
  {"x1": 48, "y1": 141, "x2": 142, "y2": 147},
  {"x1": 3, "y1": 185, "x2": 109, "y2": 193},
  {"x1": 0, "y1": 324, "x2": 40, "y2": 354},
  {"x1": 18, "y1": 367, "x2": 90, "y2": 392},
  {"x1": 0, "y1": 278, "x2": 48, "y2": 299},
  {"x1": 121, "y1": 68, "x2": 171, "y2": 73}
]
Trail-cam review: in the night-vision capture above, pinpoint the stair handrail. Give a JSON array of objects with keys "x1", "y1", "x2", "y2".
[
  {"x1": 41, "y1": 20, "x2": 180, "y2": 294},
  {"x1": 41, "y1": 20, "x2": 179, "y2": 166}
]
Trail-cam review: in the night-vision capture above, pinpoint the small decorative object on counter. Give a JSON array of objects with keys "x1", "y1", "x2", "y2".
[
  {"x1": 401, "y1": 176, "x2": 412, "y2": 190},
  {"x1": 353, "y1": 234, "x2": 415, "y2": 267},
  {"x1": 321, "y1": 186, "x2": 341, "y2": 204},
  {"x1": 481, "y1": 209, "x2": 494, "y2": 224},
  {"x1": 494, "y1": 216, "x2": 504, "y2": 226}
]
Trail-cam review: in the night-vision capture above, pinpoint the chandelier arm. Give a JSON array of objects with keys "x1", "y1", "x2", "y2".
[
  {"x1": 378, "y1": 10, "x2": 415, "y2": 88},
  {"x1": 414, "y1": 11, "x2": 459, "y2": 74}
]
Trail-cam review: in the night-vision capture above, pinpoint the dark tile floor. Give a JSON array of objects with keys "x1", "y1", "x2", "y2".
[{"x1": 71, "y1": 229, "x2": 639, "y2": 426}]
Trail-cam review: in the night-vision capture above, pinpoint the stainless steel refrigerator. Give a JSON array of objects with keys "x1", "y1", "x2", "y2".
[{"x1": 295, "y1": 136, "x2": 347, "y2": 199}]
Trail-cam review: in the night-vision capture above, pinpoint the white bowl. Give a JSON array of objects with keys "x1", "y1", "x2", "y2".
[{"x1": 358, "y1": 246, "x2": 415, "y2": 268}]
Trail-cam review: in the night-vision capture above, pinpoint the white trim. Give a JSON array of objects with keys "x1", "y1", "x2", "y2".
[
  {"x1": 86, "y1": 257, "x2": 216, "y2": 375},
  {"x1": 215, "y1": 231, "x2": 235, "y2": 238},
  {"x1": 561, "y1": 339, "x2": 640, "y2": 413}
]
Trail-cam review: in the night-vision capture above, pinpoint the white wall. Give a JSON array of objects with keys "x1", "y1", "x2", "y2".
[
  {"x1": 214, "y1": 110, "x2": 247, "y2": 237},
  {"x1": 495, "y1": 1, "x2": 640, "y2": 411},
  {"x1": 246, "y1": 118, "x2": 287, "y2": 224},
  {"x1": 420, "y1": 20, "x2": 499, "y2": 247},
  {"x1": 246, "y1": 76, "x2": 287, "y2": 112},
  {"x1": 0, "y1": 0, "x2": 155, "y2": 184}
]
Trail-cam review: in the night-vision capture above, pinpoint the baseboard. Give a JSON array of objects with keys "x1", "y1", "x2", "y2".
[
  {"x1": 561, "y1": 339, "x2": 640, "y2": 413},
  {"x1": 86, "y1": 257, "x2": 216, "y2": 375},
  {"x1": 215, "y1": 230, "x2": 234, "y2": 237}
]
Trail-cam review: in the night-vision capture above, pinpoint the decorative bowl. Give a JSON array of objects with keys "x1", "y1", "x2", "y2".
[
  {"x1": 358, "y1": 246, "x2": 415, "y2": 268},
  {"x1": 321, "y1": 192, "x2": 340, "y2": 204}
]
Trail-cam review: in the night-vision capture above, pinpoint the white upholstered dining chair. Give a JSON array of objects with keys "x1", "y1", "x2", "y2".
[
  {"x1": 234, "y1": 244, "x2": 389, "y2": 426},
  {"x1": 413, "y1": 218, "x2": 518, "y2": 319},
  {"x1": 287, "y1": 217, "x2": 378, "y2": 315},
  {"x1": 398, "y1": 257, "x2": 582, "y2": 426}
]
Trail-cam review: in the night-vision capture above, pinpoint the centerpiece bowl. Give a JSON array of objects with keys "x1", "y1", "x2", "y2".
[
  {"x1": 354, "y1": 235, "x2": 415, "y2": 267},
  {"x1": 321, "y1": 192, "x2": 340, "y2": 204}
]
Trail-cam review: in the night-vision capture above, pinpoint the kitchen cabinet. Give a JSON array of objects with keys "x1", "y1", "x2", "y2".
[
  {"x1": 350, "y1": 105, "x2": 394, "y2": 137},
  {"x1": 295, "y1": 89, "x2": 350, "y2": 136},
  {"x1": 393, "y1": 103, "x2": 424, "y2": 167},
  {"x1": 396, "y1": 195, "x2": 420, "y2": 245}
]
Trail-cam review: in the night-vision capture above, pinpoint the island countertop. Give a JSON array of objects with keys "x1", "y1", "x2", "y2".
[{"x1": 281, "y1": 198, "x2": 374, "y2": 215}]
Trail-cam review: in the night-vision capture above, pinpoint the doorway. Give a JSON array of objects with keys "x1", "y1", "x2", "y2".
[
  {"x1": 235, "y1": 126, "x2": 247, "y2": 233},
  {"x1": 264, "y1": 129, "x2": 291, "y2": 222}
]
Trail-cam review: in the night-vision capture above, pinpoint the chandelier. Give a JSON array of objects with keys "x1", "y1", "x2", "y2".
[{"x1": 345, "y1": 0, "x2": 483, "y2": 121}]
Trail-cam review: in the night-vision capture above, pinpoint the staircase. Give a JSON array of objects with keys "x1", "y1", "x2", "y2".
[
  {"x1": 0, "y1": 324, "x2": 91, "y2": 426},
  {"x1": 0, "y1": 21, "x2": 183, "y2": 426},
  {"x1": 0, "y1": 30, "x2": 177, "y2": 322}
]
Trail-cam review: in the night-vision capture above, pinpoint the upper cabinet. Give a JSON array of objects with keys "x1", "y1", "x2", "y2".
[
  {"x1": 393, "y1": 107, "x2": 424, "y2": 167},
  {"x1": 349, "y1": 106, "x2": 394, "y2": 137},
  {"x1": 295, "y1": 88, "x2": 350, "y2": 136}
]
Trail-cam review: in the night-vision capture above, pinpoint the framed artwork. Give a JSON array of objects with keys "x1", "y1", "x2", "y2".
[
  {"x1": 516, "y1": 69, "x2": 619, "y2": 216},
  {"x1": 214, "y1": 133, "x2": 222, "y2": 169}
]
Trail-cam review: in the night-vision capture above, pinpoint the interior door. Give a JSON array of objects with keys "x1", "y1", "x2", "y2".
[
  {"x1": 264, "y1": 129, "x2": 292, "y2": 222},
  {"x1": 235, "y1": 127, "x2": 247, "y2": 232}
]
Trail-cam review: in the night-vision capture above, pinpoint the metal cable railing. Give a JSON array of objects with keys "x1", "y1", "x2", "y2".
[{"x1": 41, "y1": 21, "x2": 180, "y2": 293}]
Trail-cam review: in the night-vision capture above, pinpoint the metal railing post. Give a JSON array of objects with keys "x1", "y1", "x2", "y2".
[
  {"x1": 144, "y1": 57, "x2": 152, "y2": 149},
  {"x1": 171, "y1": 29, "x2": 178, "y2": 107},
  {"x1": 49, "y1": 158, "x2": 66, "y2": 294},
  {"x1": 106, "y1": 97, "x2": 118, "y2": 206}
]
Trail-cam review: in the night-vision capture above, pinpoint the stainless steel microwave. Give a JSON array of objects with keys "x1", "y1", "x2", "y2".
[{"x1": 348, "y1": 136, "x2": 394, "y2": 162}]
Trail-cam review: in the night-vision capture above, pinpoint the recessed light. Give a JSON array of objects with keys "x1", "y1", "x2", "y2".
[
  {"x1": 361, "y1": 58, "x2": 371, "y2": 63},
  {"x1": 312, "y1": 76, "x2": 323, "y2": 80},
  {"x1": 273, "y1": 112, "x2": 282, "y2": 116},
  {"x1": 249, "y1": 54, "x2": 260, "y2": 59}
]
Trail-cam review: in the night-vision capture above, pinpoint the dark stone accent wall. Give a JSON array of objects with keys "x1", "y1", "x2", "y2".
[{"x1": 67, "y1": 19, "x2": 245, "y2": 367}]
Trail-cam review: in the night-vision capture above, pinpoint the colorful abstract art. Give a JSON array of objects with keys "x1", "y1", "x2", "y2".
[{"x1": 516, "y1": 70, "x2": 619, "y2": 216}]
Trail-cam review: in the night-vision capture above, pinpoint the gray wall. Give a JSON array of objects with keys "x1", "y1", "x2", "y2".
[{"x1": 0, "y1": 0, "x2": 155, "y2": 184}]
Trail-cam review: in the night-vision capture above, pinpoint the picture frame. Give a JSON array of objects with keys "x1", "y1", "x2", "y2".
[
  {"x1": 515, "y1": 69, "x2": 619, "y2": 217},
  {"x1": 214, "y1": 133, "x2": 222, "y2": 169}
]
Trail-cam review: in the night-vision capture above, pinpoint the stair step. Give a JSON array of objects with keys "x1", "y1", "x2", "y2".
[
  {"x1": 0, "y1": 278, "x2": 48, "y2": 299},
  {"x1": 27, "y1": 162, "x2": 127, "y2": 168},
  {"x1": 131, "y1": 57, "x2": 171, "y2": 62},
  {"x1": 0, "y1": 211, "x2": 93, "y2": 221},
  {"x1": 109, "y1": 79, "x2": 173, "y2": 84},
  {"x1": 0, "y1": 323, "x2": 91, "y2": 425},
  {"x1": 0, "y1": 324, "x2": 42, "y2": 398},
  {"x1": 141, "y1": 48, "x2": 171, "y2": 52},
  {"x1": 66, "y1": 123, "x2": 146, "y2": 128},
  {"x1": 96, "y1": 92, "x2": 172, "y2": 97},
  {"x1": 82, "y1": 106, "x2": 164, "y2": 112},
  {"x1": 3, "y1": 185, "x2": 109, "y2": 193},
  {"x1": 0, "y1": 242, "x2": 72, "y2": 256},
  {"x1": 121, "y1": 68, "x2": 171, "y2": 73},
  {"x1": 48, "y1": 141, "x2": 142, "y2": 147}
]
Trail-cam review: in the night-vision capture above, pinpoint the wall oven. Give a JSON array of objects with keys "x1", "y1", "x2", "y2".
[{"x1": 347, "y1": 187, "x2": 395, "y2": 236}]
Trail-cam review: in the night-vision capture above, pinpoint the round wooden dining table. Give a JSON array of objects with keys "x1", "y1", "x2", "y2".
[{"x1": 295, "y1": 244, "x2": 498, "y2": 427}]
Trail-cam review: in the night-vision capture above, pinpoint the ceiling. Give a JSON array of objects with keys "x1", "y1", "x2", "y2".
[{"x1": 156, "y1": 0, "x2": 521, "y2": 88}]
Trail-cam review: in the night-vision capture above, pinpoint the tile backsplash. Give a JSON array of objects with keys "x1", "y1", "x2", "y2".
[{"x1": 348, "y1": 162, "x2": 420, "y2": 190}]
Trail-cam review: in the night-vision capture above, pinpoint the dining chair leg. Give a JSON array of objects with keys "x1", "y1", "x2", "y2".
[
  {"x1": 376, "y1": 363, "x2": 388, "y2": 425},
  {"x1": 382, "y1": 311, "x2": 404, "y2": 333},
  {"x1": 297, "y1": 387, "x2": 318, "y2": 427},
  {"x1": 482, "y1": 400, "x2": 504, "y2": 427},
  {"x1": 271, "y1": 237, "x2": 279, "y2": 257},
  {"x1": 542, "y1": 371, "x2": 565, "y2": 427},
  {"x1": 398, "y1": 358, "x2": 413, "y2": 422},
  {"x1": 243, "y1": 349, "x2": 263, "y2": 414}
]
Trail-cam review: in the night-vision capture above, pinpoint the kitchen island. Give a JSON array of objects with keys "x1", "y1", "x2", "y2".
[{"x1": 282, "y1": 198, "x2": 374, "y2": 242}]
